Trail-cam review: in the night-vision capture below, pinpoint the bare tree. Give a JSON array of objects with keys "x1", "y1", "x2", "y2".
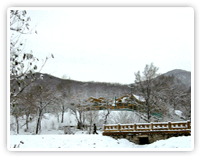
[
  {"x1": 155, "y1": 75, "x2": 191, "y2": 120},
  {"x1": 70, "y1": 104, "x2": 87, "y2": 130},
  {"x1": 10, "y1": 88, "x2": 37, "y2": 134},
  {"x1": 9, "y1": 10, "x2": 54, "y2": 134},
  {"x1": 134, "y1": 63, "x2": 159, "y2": 122},
  {"x1": 56, "y1": 78, "x2": 73, "y2": 123},
  {"x1": 69, "y1": 91, "x2": 88, "y2": 130},
  {"x1": 167, "y1": 83, "x2": 191, "y2": 120},
  {"x1": 10, "y1": 10, "x2": 53, "y2": 106},
  {"x1": 101, "y1": 98, "x2": 112, "y2": 125},
  {"x1": 10, "y1": 102, "x2": 23, "y2": 134},
  {"x1": 168, "y1": 83, "x2": 187, "y2": 110},
  {"x1": 18, "y1": 92, "x2": 37, "y2": 131},
  {"x1": 29, "y1": 84, "x2": 56, "y2": 134},
  {"x1": 135, "y1": 64, "x2": 191, "y2": 122},
  {"x1": 182, "y1": 89, "x2": 191, "y2": 120},
  {"x1": 68, "y1": 83, "x2": 90, "y2": 129},
  {"x1": 110, "y1": 111, "x2": 141, "y2": 124},
  {"x1": 85, "y1": 105, "x2": 99, "y2": 134}
]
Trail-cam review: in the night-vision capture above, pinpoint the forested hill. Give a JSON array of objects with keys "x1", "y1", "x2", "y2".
[
  {"x1": 31, "y1": 73, "x2": 131, "y2": 100},
  {"x1": 25, "y1": 69, "x2": 191, "y2": 101},
  {"x1": 163, "y1": 69, "x2": 191, "y2": 90}
]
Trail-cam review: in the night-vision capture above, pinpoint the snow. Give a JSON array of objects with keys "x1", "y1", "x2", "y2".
[
  {"x1": 133, "y1": 94, "x2": 145, "y2": 102},
  {"x1": 175, "y1": 110, "x2": 183, "y2": 117},
  {"x1": 9, "y1": 131, "x2": 137, "y2": 149},
  {"x1": 9, "y1": 131, "x2": 192, "y2": 151},
  {"x1": 121, "y1": 97, "x2": 128, "y2": 103},
  {"x1": 142, "y1": 136, "x2": 192, "y2": 149}
]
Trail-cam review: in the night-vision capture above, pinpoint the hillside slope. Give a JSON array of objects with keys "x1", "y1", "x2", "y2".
[
  {"x1": 26, "y1": 72, "x2": 131, "y2": 100},
  {"x1": 163, "y1": 69, "x2": 191, "y2": 89},
  {"x1": 26, "y1": 69, "x2": 191, "y2": 100}
]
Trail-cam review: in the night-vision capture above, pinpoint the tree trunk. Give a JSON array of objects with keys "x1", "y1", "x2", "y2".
[
  {"x1": 36, "y1": 109, "x2": 42, "y2": 134},
  {"x1": 77, "y1": 121, "x2": 83, "y2": 129},
  {"x1": 89, "y1": 114, "x2": 93, "y2": 134},
  {"x1": 147, "y1": 107, "x2": 150, "y2": 123},
  {"x1": 146, "y1": 99, "x2": 150, "y2": 123},
  {"x1": 57, "y1": 114, "x2": 60, "y2": 123},
  {"x1": 104, "y1": 110, "x2": 110, "y2": 124},
  {"x1": 61, "y1": 106, "x2": 65, "y2": 123},
  {"x1": 25, "y1": 113, "x2": 30, "y2": 130},
  {"x1": 15, "y1": 115, "x2": 19, "y2": 134},
  {"x1": 36, "y1": 116, "x2": 41, "y2": 134}
]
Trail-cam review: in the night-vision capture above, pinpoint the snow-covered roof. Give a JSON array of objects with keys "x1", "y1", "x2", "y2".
[
  {"x1": 175, "y1": 110, "x2": 183, "y2": 117},
  {"x1": 133, "y1": 94, "x2": 145, "y2": 102},
  {"x1": 112, "y1": 94, "x2": 145, "y2": 105}
]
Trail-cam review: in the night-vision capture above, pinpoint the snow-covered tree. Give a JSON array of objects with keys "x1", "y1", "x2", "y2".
[
  {"x1": 134, "y1": 63, "x2": 160, "y2": 122},
  {"x1": 29, "y1": 83, "x2": 57, "y2": 134},
  {"x1": 85, "y1": 106, "x2": 99, "y2": 134},
  {"x1": 10, "y1": 102, "x2": 23, "y2": 134},
  {"x1": 9, "y1": 10, "x2": 55, "y2": 134},
  {"x1": 55, "y1": 79, "x2": 73, "y2": 123},
  {"x1": 69, "y1": 88, "x2": 88, "y2": 129},
  {"x1": 109, "y1": 111, "x2": 142, "y2": 124},
  {"x1": 18, "y1": 92, "x2": 37, "y2": 131},
  {"x1": 70, "y1": 103, "x2": 87, "y2": 130},
  {"x1": 10, "y1": 10, "x2": 54, "y2": 116}
]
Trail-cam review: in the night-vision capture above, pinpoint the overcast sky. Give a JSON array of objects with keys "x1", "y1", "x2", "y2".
[{"x1": 23, "y1": 7, "x2": 193, "y2": 84}]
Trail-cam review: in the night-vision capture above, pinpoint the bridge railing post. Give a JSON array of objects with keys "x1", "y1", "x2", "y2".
[
  {"x1": 118, "y1": 123, "x2": 121, "y2": 131},
  {"x1": 168, "y1": 121, "x2": 171, "y2": 130},
  {"x1": 187, "y1": 120, "x2": 191, "y2": 129},
  {"x1": 151, "y1": 122, "x2": 153, "y2": 131},
  {"x1": 134, "y1": 124, "x2": 137, "y2": 131}
]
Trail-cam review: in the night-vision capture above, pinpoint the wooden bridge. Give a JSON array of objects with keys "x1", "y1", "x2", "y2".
[{"x1": 103, "y1": 121, "x2": 191, "y2": 144}]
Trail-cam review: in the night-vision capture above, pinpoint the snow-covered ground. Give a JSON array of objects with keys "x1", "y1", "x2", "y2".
[{"x1": 9, "y1": 130, "x2": 192, "y2": 151}]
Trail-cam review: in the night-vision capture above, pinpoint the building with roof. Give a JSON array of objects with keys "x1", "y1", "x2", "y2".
[{"x1": 86, "y1": 94, "x2": 146, "y2": 111}]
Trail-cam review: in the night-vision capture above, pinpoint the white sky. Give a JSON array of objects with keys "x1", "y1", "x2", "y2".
[{"x1": 23, "y1": 7, "x2": 193, "y2": 84}]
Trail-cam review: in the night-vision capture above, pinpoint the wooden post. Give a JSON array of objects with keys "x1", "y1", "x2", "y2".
[
  {"x1": 168, "y1": 121, "x2": 171, "y2": 130},
  {"x1": 118, "y1": 124, "x2": 121, "y2": 131},
  {"x1": 151, "y1": 122, "x2": 153, "y2": 131},
  {"x1": 134, "y1": 124, "x2": 137, "y2": 131},
  {"x1": 187, "y1": 120, "x2": 191, "y2": 129}
]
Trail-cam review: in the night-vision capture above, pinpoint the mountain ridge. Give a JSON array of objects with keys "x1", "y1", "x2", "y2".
[
  {"x1": 35, "y1": 68, "x2": 191, "y2": 89},
  {"x1": 163, "y1": 69, "x2": 191, "y2": 89},
  {"x1": 19, "y1": 69, "x2": 191, "y2": 100}
]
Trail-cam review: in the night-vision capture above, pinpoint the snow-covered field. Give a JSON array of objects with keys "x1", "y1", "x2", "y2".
[{"x1": 9, "y1": 130, "x2": 192, "y2": 151}]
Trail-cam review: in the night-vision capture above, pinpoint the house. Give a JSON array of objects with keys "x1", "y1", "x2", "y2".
[
  {"x1": 87, "y1": 97, "x2": 112, "y2": 110},
  {"x1": 86, "y1": 94, "x2": 146, "y2": 111},
  {"x1": 112, "y1": 94, "x2": 145, "y2": 111}
]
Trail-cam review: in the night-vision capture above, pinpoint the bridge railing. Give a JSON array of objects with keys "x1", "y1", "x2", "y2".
[{"x1": 103, "y1": 121, "x2": 191, "y2": 132}]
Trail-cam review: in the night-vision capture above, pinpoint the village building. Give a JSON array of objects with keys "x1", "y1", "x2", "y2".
[
  {"x1": 112, "y1": 94, "x2": 145, "y2": 111},
  {"x1": 86, "y1": 97, "x2": 112, "y2": 110},
  {"x1": 86, "y1": 94, "x2": 146, "y2": 111}
]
